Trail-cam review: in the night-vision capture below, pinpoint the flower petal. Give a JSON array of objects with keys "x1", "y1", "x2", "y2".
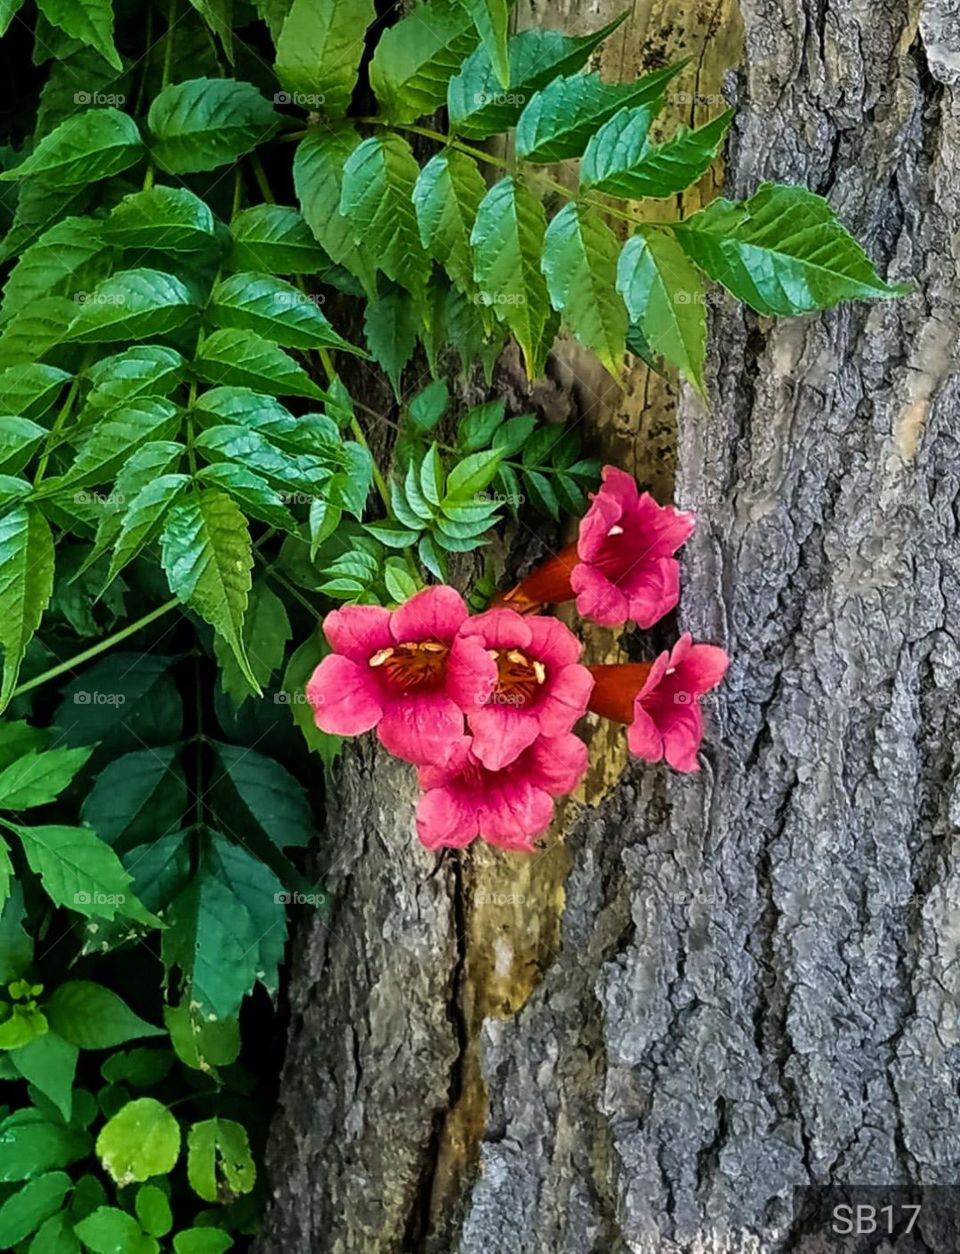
[
  {"x1": 626, "y1": 704, "x2": 663, "y2": 762},
  {"x1": 391, "y1": 585, "x2": 468, "y2": 644},
  {"x1": 446, "y1": 634, "x2": 498, "y2": 713},
  {"x1": 525, "y1": 733, "x2": 588, "y2": 796},
  {"x1": 621, "y1": 556, "x2": 680, "y2": 628},
  {"x1": 322, "y1": 605, "x2": 393, "y2": 663},
  {"x1": 416, "y1": 786, "x2": 479, "y2": 850},
  {"x1": 537, "y1": 664, "x2": 594, "y2": 736},
  {"x1": 659, "y1": 701, "x2": 704, "y2": 772},
  {"x1": 456, "y1": 607, "x2": 531, "y2": 651},
  {"x1": 418, "y1": 736, "x2": 471, "y2": 790},
  {"x1": 676, "y1": 642, "x2": 730, "y2": 695},
  {"x1": 468, "y1": 705, "x2": 540, "y2": 771},
  {"x1": 306, "y1": 654, "x2": 382, "y2": 736},
  {"x1": 377, "y1": 693, "x2": 465, "y2": 765},
  {"x1": 570, "y1": 562, "x2": 629, "y2": 626},
  {"x1": 478, "y1": 776, "x2": 553, "y2": 849},
  {"x1": 576, "y1": 490, "x2": 622, "y2": 564},
  {"x1": 526, "y1": 615, "x2": 582, "y2": 667},
  {"x1": 629, "y1": 491, "x2": 696, "y2": 558}
]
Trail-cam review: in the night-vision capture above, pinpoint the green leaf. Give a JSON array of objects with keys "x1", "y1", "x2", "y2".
[
  {"x1": 0, "y1": 0, "x2": 26, "y2": 36},
  {"x1": 1, "y1": 218, "x2": 108, "y2": 321},
  {"x1": 0, "y1": 364, "x2": 70, "y2": 421},
  {"x1": 65, "y1": 269, "x2": 197, "y2": 342},
  {"x1": 101, "y1": 186, "x2": 216, "y2": 252},
  {"x1": 214, "y1": 577, "x2": 291, "y2": 703},
  {"x1": 84, "y1": 346, "x2": 184, "y2": 412},
  {"x1": 524, "y1": 467, "x2": 559, "y2": 518},
  {"x1": 0, "y1": 747, "x2": 91, "y2": 809},
  {"x1": 0, "y1": 418, "x2": 46, "y2": 475},
  {"x1": 14, "y1": 826, "x2": 153, "y2": 922},
  {"x1": 160, "y1": 490, "x2": 256, "y2": 690},
  {"x1": 205, "y1": 834, "x2": 286, "y2": 999},
  {"x1": 340, "y1": 134, "x2": 431, "y2": 302},
  {"x1": 420, "y1": 443, "x2": 444, "y2": 506},
  {"x1": 616, "y1": 226, "x2": 707, "y2": 392},
  {"x1": 0, "y1": 109, "x2": 139, "y2": 184},
  {"x1": 673, "y1": 182, "x2": 910, "y2": 315},
  {"x1": 46, "y1": 982, "x2": 164, "y2": 1050},
  {"x1": 27, "y1": 1210, "x2": 79, "y2": 1254},
  {"x1": 383, "y1": 561, "x2": 421, "y2": 603},
  {"x1": 105, "y1": 475, "x2": 191, "y2": 583},
  {"x1": 173, "y1": 1229, "x2": 232, "y2": 1253},
  {"x1": 370, "y1": 1, "x2": 477, "y2": 124},
  {"x1": 55, "y1": 654, "x2": 182, "y2": 754},
  {"x1": 541, "y1": 202, "x2": 627, "y2": 377},
  {"x1": 0, "y1": 505, "x2": 54, "y2": 710},
  {"x1": 515, "y1": 63, "x2": 687, "y2": 162},
  {"x1": 9, "y1": 1032, "x2": 78, "y2": 1121},
  {"x1": 0, "y1": 1115, "x2": 88, "y2": 1181},
  {"x1": 196, "y1": 463, "x2": 298, "y2": 533},
  {"x1": 445, "y1": 448, "x2": 502, "y2": 500},
  {"x1": 187, "y1": 1117, "x2": 255, "y2": 1203},
  {"x1": 413, "y1": 150, "x2": 486, "y2": 296},
  {"x1": 211, "y1": 741, "x2": 312, "y2": 849},
  {"x1": 447, "y1": 12, "x2": 629, "y2": 138},
  {"x1": 0, "y1": 1173, "x2": 72, "y2": 1247},
  {"x1": 208, "y1": 272, "x2": 362, "y2": 352},
  {"x1": 80, "y1": 746, "x2": 186, "y2": 851},
  {"x1": 0, "y1": 297, "x2": 74, "y2": 368},
  {"x1": 58, "y1": 398, "x2": 180, "y2": 489},
  {"x1": 456, "y1": 0, "x2": 509, "y2": 87},
  {"x1": 100, "y1": 1049, "x2": 174, "y2": 1088},
  {"x1": 75, "y1": 1206, "x2": 159, "y2": 1254},
  {"x1": 281, "y1": 634, "x2": 343, "y2": 767},
  {"x1": 161, "y1": 870, "x2": 258, "y2": 1022},
  {"x1": 471, "y1": 177, "x2": 553, "y2": 377},
  {"x1": 581, "y1": 106, "x2": 732, "y2": 198},
  {"x1": 35, "y1": 0, "x2": 121, "y2": 69},
  {"x1": 147, "y1": 78, "x2": 278, "y2": 174},
  {"x1": 409, "y1": 379, "x2": 448, "y2": 432},
  {"x1": 362, "y1": 286, "x2": 416, "y2": 398},
  {"x1": 293, "y1": 129, "x2": 377, "y2": 296},
  {"x1": 96, "y1": 1099, "x2": 180, "y2": 1187},
  {"x1": 134, "y1": 1185, "x2": 172, "y2": 1239},
  {"x1": 163, "y1": 1003, "x2": 240, "y2": 1074},
  {"x1": 193, "y1": 329, "x2": 326, "y2": 399},
  {"x1": 458, "y1": 399, "x2": 505, "y2": 451},
  {"x1": 227, "y1": 205, "x2": 330, "y2": 275},
  {"x1": 275, "y1": 0, "x2": 375, "y2": 116},
  {"x1": 196, "y1": 426, "x2": 332, "y2": 496}
]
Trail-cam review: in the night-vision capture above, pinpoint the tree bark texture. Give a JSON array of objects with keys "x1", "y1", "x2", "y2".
[{"x1": 257, "y1": 0, "x2": 960, "y2": 1250}]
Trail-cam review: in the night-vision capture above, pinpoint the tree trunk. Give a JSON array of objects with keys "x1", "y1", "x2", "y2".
[{"x1": 257, "y1": 0, "x2": 960, "y2": 1250}]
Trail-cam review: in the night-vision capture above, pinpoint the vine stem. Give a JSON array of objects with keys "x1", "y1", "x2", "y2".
[{"x1": 8, "y1": 599, "x2": 181, "y2": 700}]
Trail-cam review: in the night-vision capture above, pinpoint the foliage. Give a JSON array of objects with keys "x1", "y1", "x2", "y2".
[{"x1": 0, "y1": 0, "x2": 905, "y2": 1246}]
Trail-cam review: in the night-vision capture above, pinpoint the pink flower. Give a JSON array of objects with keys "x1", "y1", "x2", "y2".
[
  {"x1": 306, "y1": 586, "x2": 495, "y2": 766},
  {"x1": 571, "y1": 466, "x2": 695, "y2": 627},
  {"x1": 446, "y1": 608, "x2": 594, "y2": 771},
  {"x1": 416, "y1": 732, "x2": 588, "y2": 852},
  {"x1": 492, "y1": 466, "x2": 694, "y2": 627},
  {"x1": 587, "y1": 634, "x2": 729, "y2": 772}
]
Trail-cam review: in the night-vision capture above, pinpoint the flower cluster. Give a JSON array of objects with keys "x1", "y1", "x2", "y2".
[{"x1": 306, "y1": 466, "x2": 728, "y2": 852}]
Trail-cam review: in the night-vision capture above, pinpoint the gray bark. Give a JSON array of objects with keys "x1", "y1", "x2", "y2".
[{"x1": 257, "y1": 0, "x2": 960, "y2": 1250}]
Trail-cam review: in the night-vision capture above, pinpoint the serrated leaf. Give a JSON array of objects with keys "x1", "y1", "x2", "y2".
[
  {"x1": 524, "y1": 468, "x2": 559, "y2": 518},
  {"x1": 209, "y1": 272, "x2": 361, "y2": 352},
  {"x1": 0, "y1": 0, "x2": 26, "y2": 37},
  {"x1": 0, "y1": 297, "x2": 73, "y2": 369},
  {"x1": 541, "y1": 202, "x2": 627, "y2": 376},
  {"x1": 80, "y1": 746, "x2": 186, "y2": 852},
  {"x1": 516, "y1": 63, "x2": 687, "y2": 163},
  {"x1": 0, "y1": 505, "x2": 54, "y2": 709},
  {"x1": 0, "y1": 364, "x2": 70, "y2": 421},
  {"x1": 135, "y1": 1184, "x2": 172, "y2": 1239},
  {"x1": 0, "y1": 746, "x2": 90, "y2": 809},
  {"x1": 105, "y1": 474, "x2": 191, "y2": 583},
  {"x1": 370, "y1": 0, "x2": 477, "y2": 123},
  {"x1": 96, "y1": 1099, "x2": 180, "y2": 1187},
  {"x1": 365, "y1": 522, "x2": 421, "y2": 547},
  {"x1": 340, "y1": 134, "x2": 430, "y2": 302},
  {"x1": 36, "y1": 0, "x2": 121, "y2": 70},
  {"x1": 9, "y1": 1032, "x2": 77, "y2": 1122},
  {"x1": 409, "y1": 379, "x2": 448, "y2": 432},
  {"x1": 193, "y1": 328, "x2": 326, "y2": 399},
  {"x1": 227, "y1": 205, "x2": 329, "y2": 274},
  {"x1": 293, "y1": 129, "x2": 377, "y2": 296},
  {"x1": 616, "y1": 226, "x2": 707, "y2": 393},
  {"x1": 0, "y1": 1173, "x2": 72, "y2": 1247},
  {"x1": 458, "y1": 399, "x2": 504, "y2": 451},
  {"x1": 448, "y1": 11, "x2": 629, "y2": 138},
  {"x1": 444, "y1": 447, "x2": 502, "y2": 499},
  {"x1": 491, "y1": 412, "x2": 535, "y2": 456},
  {"x1": 14, "y1": 825, "x2": 153, "y2": 922},
  {"x1": 363, "y1": 286, "x2": 416, "y2": 398},
  {"x1": 418, "y1": 533, "x2": 447, "y2": 580},
  {"x1": 147, "y1": 78, "x2": 278, "y2": 174},
  {"x1": 275, "y1": 0, "x2": 375, "y2": 116},
  {"x1": 413, "y1": 150, "x2": 486, "y2": 296},
  {"x1": 0, "y1": 417, "x2": 46, "y2": 475},
  {"x1": 57, "y1": 397, "x2": 180, "y2": 488},
  {"x1": 160, "y1": 490, "x2": 256, "y2": 689},
  {"x1": 673, "y1": 181, "x2": 909, "y2": 314},
  {"x1": 65, "y1": 268, "x2": 197, "y2": 342},
  {"x1": 581, "y1": 106, "x2": 732, "y2": 198},
  {"x1": 471, "y1": 177, "x2": 553, "y2": 377},
  {"x1": 419, "y1": 443, "x2": 444, "y2": 505},
  {"x1": 196, "y1": 425, "x2": 332, "y2": 495},
  {"x1": 0, "y1": 108, "x2": 139, "y2": 184},
  {"x1": 456, "y1": 0, "x2": 509, "y2": 87},
  {"x1": 383, "y1": 561, "x2": 420, "y2": 603},
  {"x1": 204, "y1": 833, "x2": 286, "y2": 995},
  {"x1": 84, "y1": 346, "x2": 184, "y2": 412},
  {"x1": 1, "y1": 218, "x2": 108, "y2": 321},
  {"x1": 186, "y1": 1117, "x2": 255, "y2": 1204},
  {"x1": 196, "y1": 463, "x2": 298, "y2": 533},
  {"x1": 101, "y1": 186, "x2": 216, "y2": 251},
  {"x1": 215, "y1": 578, "x2": 291, "y2": 702}
]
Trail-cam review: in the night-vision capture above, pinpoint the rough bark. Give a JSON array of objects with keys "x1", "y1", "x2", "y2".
[{"x1": 258, "y1": 0, "x2": 960, "y2": 1250}]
